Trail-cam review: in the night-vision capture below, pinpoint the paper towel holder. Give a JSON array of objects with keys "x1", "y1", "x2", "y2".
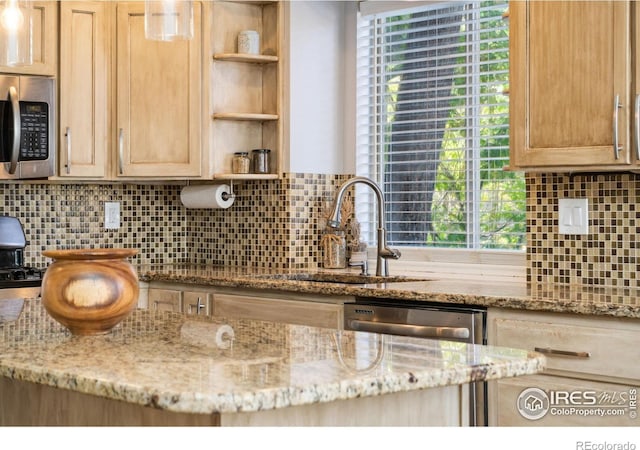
[
  {"x1": 221, "y1": 181, "x2": 236, "y2": 201},
  {"x1": 180, "y1": 182, "x2": 236, "y2": 209},
  {"x1": 184, "y1": 180, "x2": 236, "y2": 201}
]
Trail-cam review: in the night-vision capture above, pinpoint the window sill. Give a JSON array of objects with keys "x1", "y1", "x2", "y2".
[{"x1": 367, "y1": 247, "x2": 526, "y2": 282}]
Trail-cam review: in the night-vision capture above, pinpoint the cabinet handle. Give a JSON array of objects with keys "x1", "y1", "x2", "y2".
[
  {"x1": 65, "y1": 127, "x2": 71, "y2": 175},
  {"x1": 534, "y1": 347, "x2": 590, "y2": 358},
  {"x1": 613, "y1": 94, "x2": 622, "y2": 160},
  {"x1": 187, "y1": 297, "x2": 206, "y2": 315},
  {"x1": 192, "y1": 297, "x2": 205, "y2": 315},
  {"x1": 8, "y1": 86, "x2": 20, "y2": 175},
  {"x1": 635, "y1": 94, "x2": 640, "y2": 160},
  {"x1": 348, "y1": 319, "x2": 470, "y2": 340},
  {"x1": 118, "y1": 128, "x2": 124, "y2": 175}
]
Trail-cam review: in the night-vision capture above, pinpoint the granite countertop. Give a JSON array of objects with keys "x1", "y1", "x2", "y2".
[
  {"x1": 0, "y1": 299, "x2": 544, "y2": 415},
  {"x1": 137, "y1": 264, "x2": 640, "y2": 319}
]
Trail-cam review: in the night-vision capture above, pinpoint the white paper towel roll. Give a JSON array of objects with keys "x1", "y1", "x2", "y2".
[
  {"x1": 180, "y1": 322, "x2": 235, "y2": 350},
  {"x1": 180, "y1": 184, "x2": 234, "y2": 209}
]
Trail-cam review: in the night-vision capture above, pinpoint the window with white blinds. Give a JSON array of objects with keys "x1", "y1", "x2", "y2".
[{"x1": 355, "y1": 0, "x2": 525, "y2": 251}]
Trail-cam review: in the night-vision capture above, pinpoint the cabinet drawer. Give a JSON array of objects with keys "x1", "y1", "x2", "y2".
[
  {"x1": 213, "y1": 293, "x2": 343, "y2": 329},
  {"x1": 148, "y1": 288, "x2": 182, "y2": 313},
  {"x1": 493, "y1": 317, "x2": 640, "y2": 382},
  {"x1": 490, "y1": 374, "x2": 638, "y2": 427}
]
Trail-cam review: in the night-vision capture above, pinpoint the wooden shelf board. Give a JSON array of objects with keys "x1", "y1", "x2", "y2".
[
  {"x1": 213, "y1": 53, "x2": 279, "y2": 63},
  {"x1": 213, "y1": 173, "x2": 280, "y2": 180},
  {"x1": 213, "y1": 113, "x2": 279, "y2": 121},
  {"x1": 232, "y1": 1, "x2": 278, "y2": 5}
]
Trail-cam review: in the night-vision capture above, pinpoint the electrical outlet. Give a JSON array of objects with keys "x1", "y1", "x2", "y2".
[
  {"x1": 558, "y1": 198, "x2": 588, "y2": 235},
  {"x1": 105, "y1": 202, "x2": 120, "y2": 230}
]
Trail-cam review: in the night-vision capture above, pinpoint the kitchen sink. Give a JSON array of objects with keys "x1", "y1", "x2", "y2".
[{"x1": 254, "y1": 272, "x2": 431, "y2": 285}]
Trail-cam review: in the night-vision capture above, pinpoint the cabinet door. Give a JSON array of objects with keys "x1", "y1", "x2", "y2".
[
  {"x1": 148, "y1": 288, "x2": 182, "y2": 313},
  {"x1": 115, "y1": 2, "x2": 202, "y2": 178},
  {"x1": 59, "y1": 1, "x2": 109, "y2": 178},
  {"x1": 633, "y1": 3, "x2": 640, "y2": 161},
  {"x1": 510, "y1": 1, "x2": 631, "y2": 169},
  {"x1": 0, "y1": 1, "x2": 57, "y2": 75},
  {"x1": 489, "y1": 374, "x2": 638, "y2": 426},
  {"x1": 212, "y1": 293, "x2": 343, "y2": 329}
]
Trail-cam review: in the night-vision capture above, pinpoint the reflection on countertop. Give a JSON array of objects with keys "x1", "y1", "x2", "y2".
[
  {"x1": 137, "y1": 264, "x2": 640, "y2": 319},
  {"x1": 0, "y1": 298, "x2": 544, "y2": 415}
]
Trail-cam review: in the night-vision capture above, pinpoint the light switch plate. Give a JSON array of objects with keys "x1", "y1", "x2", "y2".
[
  {"x1": 105, "y1": 202, "x2": 120, "y2": 230},
  {"x1": 558, "y1": 198, "x2": 588, "y2": 235}
]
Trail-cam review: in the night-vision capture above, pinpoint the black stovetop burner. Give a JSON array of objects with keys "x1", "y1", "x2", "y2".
[
  {"x1": 0, "y1": 267, "x2": 44, "y2": 289},
  {"x1": 0, "y1": 216, "x2": 44, "y2": 290}
]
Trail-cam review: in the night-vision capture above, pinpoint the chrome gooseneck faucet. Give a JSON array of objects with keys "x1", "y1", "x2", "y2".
[{"x1": 327, "y1": 176, "x2": 401, "y2": 277}]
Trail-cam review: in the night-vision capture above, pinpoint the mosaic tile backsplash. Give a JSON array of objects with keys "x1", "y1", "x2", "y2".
[
  {"x1": 6, "y1": 172, "x2": 636, "y2": 289},
  {"x1": 527, "y1": 172, "x2": 640, "y2": 288},
  {"x1": 0, "y1": 173, "x2": 350, "y2": 270}
]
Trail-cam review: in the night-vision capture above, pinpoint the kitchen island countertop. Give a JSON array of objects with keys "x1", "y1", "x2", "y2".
[
  {"x1": 137, "y1": 264, "x2": 640, "y2": 319},
  {"x1": 0, "y1": 298, "x2": 544, "y2": 426}
]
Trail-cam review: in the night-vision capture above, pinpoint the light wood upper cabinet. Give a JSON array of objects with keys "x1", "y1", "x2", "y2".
[
  {"x1": 509, "y1": 1, "x2": 633, "y2": 170},
  {"x1": 0, "y1": 1, "x2": 57, "y2": 76},
  {"x1": 59, "y1": 1, "x2": 109, "y2": 178},
  {"x1": 116, "y1": 2, "x2": 202, "y2": 178},
  {"x1": 56, "y1": 0, "x2": 283, "y2": 181},
  {"x1": 57, "y1": 1, "x2": 204, "y2": 180}
]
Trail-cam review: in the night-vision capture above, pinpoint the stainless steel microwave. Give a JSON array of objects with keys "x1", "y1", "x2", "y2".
[{"x1": 0, "y1": 75, "x2": 55, "y2": 179}]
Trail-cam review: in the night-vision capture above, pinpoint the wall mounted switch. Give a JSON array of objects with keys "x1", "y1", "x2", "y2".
[
  {"x1": 105, "y1": 202, "x2": 120, "y2": 230},
  {"x1": 558, "y1": 198, "x2": 588, "y2": 235}
]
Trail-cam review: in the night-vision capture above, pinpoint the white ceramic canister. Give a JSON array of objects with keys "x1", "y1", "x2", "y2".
[{"x1": 238, "y1": 30, "x2": 260, "y2": 54}]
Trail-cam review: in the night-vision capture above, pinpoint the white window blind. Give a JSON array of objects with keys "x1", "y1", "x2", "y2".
[{"x1": 355, "y1": 0, "x2": 525, "y2": 251}]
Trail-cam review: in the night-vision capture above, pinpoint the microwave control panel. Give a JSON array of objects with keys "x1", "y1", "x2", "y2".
[{"x1": 19, "y1": 102, "x2": 48, "y2": 161}]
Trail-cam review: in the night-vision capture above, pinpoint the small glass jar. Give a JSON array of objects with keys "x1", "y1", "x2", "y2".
[
  {"x1": 251, "y1": 148, "x2": 271, "y2": 174},
  {"x1": 232, "y1": 152, "x2": 250, "y2": 174},
  {"x1": 321, "y1": 230, "x2": 346, "y2": 269},
  {"x1": 237, "y1": 30, "x2": 260, "y2": 54}
]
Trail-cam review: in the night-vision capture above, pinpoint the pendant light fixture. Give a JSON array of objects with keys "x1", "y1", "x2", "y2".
[
  {"x1": 145, "y1": 0, "x2": 193, "y2": 41},
  {"x1": 0, "y1": 0, "x2": 32, "y2": 66}
]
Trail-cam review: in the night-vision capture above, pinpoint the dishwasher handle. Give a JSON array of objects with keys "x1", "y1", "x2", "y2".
[{"x1": 347, "y1": 319, "x2": 470, "y2": 340}]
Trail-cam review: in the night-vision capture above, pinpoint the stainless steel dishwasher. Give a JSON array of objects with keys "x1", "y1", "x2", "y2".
[{"x1": 344, "y1": 299, "x2": 487, "y2": 426}]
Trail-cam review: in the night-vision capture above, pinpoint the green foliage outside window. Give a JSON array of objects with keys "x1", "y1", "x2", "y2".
[
  {"x1": 374, "y1": 1, "x2": 525, "y2": 251},
  {"x1": 430, "y1": 3, "x2": 525, "y2": 250}
]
